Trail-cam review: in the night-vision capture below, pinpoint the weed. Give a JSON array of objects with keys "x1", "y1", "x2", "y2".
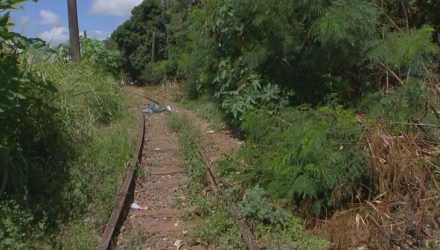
[
  {"x1": 59, "y1": 221, "x2": 97, "y2": 250},
  {"x1": 191, "y1": 206, "x2": 244, "y2": 249},
  {"x1": 167, "y1": 113, "x2": 210, "y2": 216},
  {"x1": 120, "y1": 227, "x2": 148, "y2": 250},
  {"x1": 237, "y1": 185, "x2": 327, "y2": 249},
  {"x1": 59, "y1": 89, "x2": 139, "y2": 247},
  {"x1": 179, "y1": 95, "x2": 225, "y2": 130},
  {"x1": 227, "y1": 106, "x2": 367, "y2": 216},
  {"x1": 167, "y1": 113, "x2": 246, "y2": 248}
]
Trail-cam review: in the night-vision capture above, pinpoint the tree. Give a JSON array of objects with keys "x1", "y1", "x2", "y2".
[{"x1": 111, "y1": 0, "x2": 168, "y2": 82}]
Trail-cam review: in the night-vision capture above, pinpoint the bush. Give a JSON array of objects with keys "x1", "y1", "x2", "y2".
[
  {"x1": 227, "y1": 105, "x2": 367, "y2": 216},
  {"x1": 141, "y1": 60, "x2": 174, "y2": 84}
]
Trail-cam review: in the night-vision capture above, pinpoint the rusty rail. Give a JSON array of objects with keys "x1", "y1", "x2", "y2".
[
  {"x1": 197, "y1": 148, "x2": 260, "y2": 250},
  {"x1": 98, "y1": 96, "x2": 259, "y2": 249},
  {"x1": 98, "y1": 106, "x2": 145, "y2": 250}
]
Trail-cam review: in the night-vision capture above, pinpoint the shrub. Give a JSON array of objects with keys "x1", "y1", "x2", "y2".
[
  {"x1": 141, "y1": 60, "x2": 174, "y2": 84},
  {"x1": 228, "y1": 106, "x2": 367, "y2": 216}
]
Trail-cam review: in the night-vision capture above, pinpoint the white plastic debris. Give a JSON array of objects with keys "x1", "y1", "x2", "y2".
[
  {"x1": 206, "y1": 130, "x2": 216, "y2": 134},
  {"x1": 174, "y1": 240, "x2": 182, "y2": 250},
  {"x1": 131, "y1": 203, "x2": 147, "y2": 210}
]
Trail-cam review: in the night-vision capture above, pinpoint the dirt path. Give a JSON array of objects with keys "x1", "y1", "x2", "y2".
[
  {"x1": 117, "y1": 85, "x2": 243, "y2": 249},
  {"x1": 118, "y1": 109, "x2": 195, "y2": 249}
]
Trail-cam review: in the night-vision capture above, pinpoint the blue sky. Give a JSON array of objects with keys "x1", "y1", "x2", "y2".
[{"x1": 12, "y1": 0, "x2": 142, "y2": 45}]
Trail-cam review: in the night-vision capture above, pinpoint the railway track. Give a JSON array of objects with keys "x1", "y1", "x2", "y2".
[{"x1": 98, "y1": 96, "x2": 259, "y2": 250}]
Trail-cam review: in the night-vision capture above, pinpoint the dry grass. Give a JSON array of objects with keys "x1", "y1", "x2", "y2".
[{"x1": 322, "y1": 124, "x2": 440, "y2": 249}]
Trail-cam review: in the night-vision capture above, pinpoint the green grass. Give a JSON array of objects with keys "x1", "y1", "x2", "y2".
[
  {"x1": 60, "y1": 107, "x2": 137, "y2": 248},
  {"x1": 166, "y1": 112, "x2": 325, "y2": 249},
  {"x1": 178, "y1": 95, "x2": 225, "y2": 130},
  {"x1": 35, "y1": 59, "x2": 140, "y2": 248},
  {"x1": 117, "y1": 227, "x2": 148, "y2": 250},
  {"x1": 167, "y1": 113, "x2": 210, "y2": 215},
  {"x1": 191, "y1": 206, "x2": 245, "y2": 249},
  {"x1": 0, "y1": 58, "x2": 141, "y2": 249},
  {"x1": 167, "y1": 113, "x2": 243, "y2": 247}
]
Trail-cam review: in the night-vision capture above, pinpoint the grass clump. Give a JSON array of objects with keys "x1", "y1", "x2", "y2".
[
  {"x1": 57, "y1": 92, "x2": 138, "y2": 247},
  {"x1": 1, "y1": 56, "x2": 139, "y2": 248},
  {"x1": 167, "y1": 113, "x2": 243, "y2": 247},
  {"x1": 178, "y1": 95, "x2": 225, "y2": 130},
  {"x1": 167, "y1": 113, "x2": 209, "y2": 214},
  {"x1": 191, "y1": 206, "x2": 244, "y2": 249},
  {"x1": 234, "y1": 185, "x2": 326, "y2": 249}
]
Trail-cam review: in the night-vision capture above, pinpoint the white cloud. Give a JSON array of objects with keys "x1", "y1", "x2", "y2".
[
  {"x1": 88, "y1": 30, "x2": 110, "y2": 40},
  {"x1": 40, "y1": 10, "x2": 60, "y2": 25},
  {"x1": 89, "y1": 0, "x2": 142, "y2": 16},
  {"x1": 38, "y1": 27, "x2": 69, "y2": 45}
]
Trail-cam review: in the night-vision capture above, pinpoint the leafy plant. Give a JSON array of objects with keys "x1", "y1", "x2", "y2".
[
  {"x1": 213, "y1": 59, "x2": 291, "y2": 121},
  {"x1": 238, "y1": 185, "x2": 288, "y2": 228}
]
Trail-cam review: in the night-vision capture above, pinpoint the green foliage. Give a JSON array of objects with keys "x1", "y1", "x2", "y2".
[
  {"x1": 192, "y1": 207, "x2": 244, "y2": 249},
  {"x1": 235, "y1": 185, "x2": 326, "y2": 248},
  {"x1": 141, "y1": 60, "x2": 175, "y2": 83},
  {"x1": 111, "y1": 0, "x2": 168, "y2": 81},
  {"x1": 178, "y1": 95, "x2": 225, "y2": 130},
  {"x1": 167, "y1": 113, "x2": 211, "y2": 215},
  {"x1": 0, "y1": 199, "x2": 42, "y2": 248},
  {"x1": 213, "y1": 58, "x2": 291, "y2": 121},
  {"x1": 238, "y1": 186, "x2": 288, "y2": 228},
  {"x1": 227, "y1": 106, "x2": 367, "y2": 215},
  {"x1": 1, "y1": 4, "x2": 136, "y2": 246},
  {"x1": 56, "y1": 37, "x2": 124, "y2": 77},
  {"x1": 370, "y1": 26, "x2": 440, "y2": 73},
  {"x1": 309, "y1": 0, "x2": 377, "y2": 48},
  {"x1": 163, "y1": 0, "x2": 380, "y2": 104}
]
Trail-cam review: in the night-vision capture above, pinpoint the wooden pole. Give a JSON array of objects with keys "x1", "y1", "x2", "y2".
[{"x1": 67, "y1": 0, "x2": 80, "y2": 62}]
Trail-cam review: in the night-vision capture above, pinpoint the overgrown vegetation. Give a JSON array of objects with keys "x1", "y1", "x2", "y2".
[
  {"x1": 4, "y1": 0, "x2": 440, "y2": 248},
  {"x1": 167, "y1": 113, "x2": 324, "y2": 248},
  {"x1": 111, "y1": 0, "x2": 440, "y2": 248},
  {"x1": 1, "y1": 1, "x2": 139, "y2": 248}
]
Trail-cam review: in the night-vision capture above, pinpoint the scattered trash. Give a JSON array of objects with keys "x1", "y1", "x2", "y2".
[
  {"x1": 154, "y1": 147, "x2": 161, "y2": 151},
  {"x1": 174, "y1": 240, "x2": 182, "y2": 250},
  {"x1": 182, "y1": 230, "x2": 188, "y2": 236},
  {"x1": 206, "y1": 130, "x2": 216, "y2": 134},
  {"x1": 131, "y1": 203, "x2": 148, "y2": 210},
  {"x1": 142, "y1": 103, "x2": 172, "y2": 113}
]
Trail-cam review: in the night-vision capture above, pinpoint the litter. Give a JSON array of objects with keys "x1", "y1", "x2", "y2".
[
  {"x1": 206, "y1": 130, "x2": 216, "y2": 134},
  {"x1": 142, "y1": 103, "x2": 172, "y2": 113},
  {"x1": 174, "y1": 240, "x2": 182, "y2": 250},
  {"x1": 131, "y1": 203, "x2": 148, "y2": 210}
]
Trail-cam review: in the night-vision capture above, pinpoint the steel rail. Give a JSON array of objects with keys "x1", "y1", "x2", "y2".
[
  {"x1": 98, "y1": 105, "x2": 145, "y2": 250},
  {"x1": 98, "y1": 95, "x2": 259, "y2": 249}
]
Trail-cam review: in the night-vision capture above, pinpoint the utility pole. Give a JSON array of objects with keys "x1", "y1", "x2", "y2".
[{"x1": 67, "y1": 0, "x2": 80, "y2": 62}]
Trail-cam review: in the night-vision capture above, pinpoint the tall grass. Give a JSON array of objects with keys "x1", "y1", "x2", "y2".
[{"x1": 0, "y1": 57, "x2": 139, "y2": 248}]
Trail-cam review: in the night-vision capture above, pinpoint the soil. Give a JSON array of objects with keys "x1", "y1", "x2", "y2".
[{"x1": 117, "y1": 85, "x2": 243, "y2": 249}]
